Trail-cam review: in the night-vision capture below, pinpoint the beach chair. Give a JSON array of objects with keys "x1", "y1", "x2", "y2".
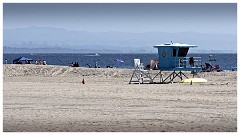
[{"x1": 129, "y1": 59, "x2": 153, "y2": 84}]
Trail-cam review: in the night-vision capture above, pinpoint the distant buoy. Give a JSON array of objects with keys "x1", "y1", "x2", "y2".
[{"x1": 82, "y1": 78, "x2": 85, "y2": 84}]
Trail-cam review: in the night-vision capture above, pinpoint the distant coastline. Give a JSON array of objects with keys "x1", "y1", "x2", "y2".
[{"x1": 3, "y1": 26, "x2": 237, "y2": 54}]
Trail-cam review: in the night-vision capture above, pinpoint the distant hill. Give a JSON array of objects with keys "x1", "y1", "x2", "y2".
[
  {"x1": 3, "y1": 47, "x2": 123, "y2": 54},
  {"x1": 3, "y1": 26, "x2": 237, "y2": 53}
]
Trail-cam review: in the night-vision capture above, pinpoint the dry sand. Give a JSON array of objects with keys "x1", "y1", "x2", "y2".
[{"x1": 3, "y1": 64, "x2": 237, "y2": 132}]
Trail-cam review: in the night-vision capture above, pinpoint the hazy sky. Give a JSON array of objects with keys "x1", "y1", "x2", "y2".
[{"x1": 3, "y1": 3, "x2": 237, "y2": 35}]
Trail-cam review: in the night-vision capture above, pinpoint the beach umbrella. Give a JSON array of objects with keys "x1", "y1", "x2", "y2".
[
  {"x1": 13, "y1": 57, "x2": 33, "y2": 63},
  {"x1": 13, "y1": 57, "x2": 33, "y2": 61}
]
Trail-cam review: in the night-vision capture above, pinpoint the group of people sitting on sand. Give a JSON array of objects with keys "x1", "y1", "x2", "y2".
[
  {"x1": 201, "y1": 63, "x2": 221, "y2": 72},
  {"x1": 69, "y1": 62, "x2": 80, "y2": 67},
  {"x1": 86, "y1": 63, "x2": 113, "y2": 68},
  {"x1": 70, "y1": 61, "x2": 114, "y2": 68},
  {"x1": 86, "y1": 62, "x2": 100, "y2": 68},
  {"x1": 14, "y1": 60, "x2": 32, "y2": 64},
  {"x1": 144, "y1": 60, "x2": 159, "y2": 70},
  {"x1": 36, "y1": 60, "x2": 47, "y2": 65}
]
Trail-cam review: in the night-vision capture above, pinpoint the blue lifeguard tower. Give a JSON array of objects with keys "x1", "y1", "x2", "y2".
[
  {"x1": 153, "y1": 43, "x2": 201, "y2": 70},
  {"x1": 129, "y1": 43, "x2": 202, "y2": 84}
]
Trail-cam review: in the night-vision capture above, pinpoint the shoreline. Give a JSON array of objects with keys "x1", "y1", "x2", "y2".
[{"x1": 3, "y1": 63, "x2": 237, "y2": 71}]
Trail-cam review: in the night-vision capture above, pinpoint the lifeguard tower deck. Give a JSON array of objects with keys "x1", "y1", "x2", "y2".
[{"x1": 129, "y1": 43, "x2": 202, "y2": 84}]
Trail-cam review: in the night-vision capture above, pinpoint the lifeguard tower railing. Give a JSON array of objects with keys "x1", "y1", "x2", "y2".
[
  {"x1": 173, "y1": 57, "x2": 201, "y2": 70},
  {"x1": 129, "y1": 57, "x2": 202, "y2": 84}
]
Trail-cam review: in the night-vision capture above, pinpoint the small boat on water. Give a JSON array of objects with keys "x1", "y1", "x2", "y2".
[
  {"x1": 84, "y1": 53, "x2": 100, "y2": 56},
  {"x1": 115, "y1": 59, "x2": 124, "y2": 63}
]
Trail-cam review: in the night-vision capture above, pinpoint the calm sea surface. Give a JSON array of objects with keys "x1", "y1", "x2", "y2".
[{"x1": 3, "y1": 53, "x2": 237, "y2": 70}]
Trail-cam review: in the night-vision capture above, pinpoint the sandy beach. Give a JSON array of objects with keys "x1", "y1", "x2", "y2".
[{"x1": 3, "y1": 64, "x2": 237, "y2": 132}]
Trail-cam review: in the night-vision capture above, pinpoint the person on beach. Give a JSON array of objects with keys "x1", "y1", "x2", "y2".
[
  {"x1": 43, "y1": 60, "x2": 47, "y2": 65},
  {"x1": 86, "y1": 64, "x2": 91, "y2": 68},
  {"x1": 95, "y1": 62, "x2": 100, "y2": 68},
  {"x1": 189, "y1": 57, "x2": 194, "y2": 67},
  {"x1": 179, "y1": 59, "x2": 184, "y2": 67}
]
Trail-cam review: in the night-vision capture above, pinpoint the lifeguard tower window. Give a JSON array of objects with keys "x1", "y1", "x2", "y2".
[
  {"x1": 178, "y1": 48, "x2": 189, "y2": 57},
  {"x1": 173, "y1": 49, "x2": 177, "y2": 57}
]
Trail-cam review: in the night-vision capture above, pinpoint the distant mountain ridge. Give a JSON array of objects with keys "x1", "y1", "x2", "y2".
[
  {"x1": 3, "y1": 26, "x2": 237, "y2": 53},
  {"x1": 3, "y1": 46, "x2": 123, "y2": 54}
]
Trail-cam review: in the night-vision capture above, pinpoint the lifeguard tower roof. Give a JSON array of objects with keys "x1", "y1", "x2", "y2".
[{"x1": 153, "y1": 43, "x2": 198, "y2": 48}]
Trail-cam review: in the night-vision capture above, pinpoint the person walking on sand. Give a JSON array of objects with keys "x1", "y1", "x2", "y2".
[{"x1": 95, "y1": 62, "x2": 98, "y2": 68}]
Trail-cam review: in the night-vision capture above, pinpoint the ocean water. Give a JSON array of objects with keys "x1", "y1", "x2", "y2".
[{"x1": 3, "y1": 53, "x2": 237, "y2": 70}]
